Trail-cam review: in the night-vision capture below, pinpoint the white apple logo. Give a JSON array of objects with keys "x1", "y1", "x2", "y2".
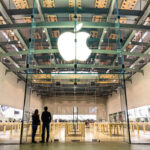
[{"x1": 57, "y1": 24, "x2": 91, "y2": 61}]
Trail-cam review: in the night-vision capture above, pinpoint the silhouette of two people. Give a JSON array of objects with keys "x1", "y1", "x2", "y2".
[{"x1": 32, "y1": 107, "x2": 52, "y2": 143}]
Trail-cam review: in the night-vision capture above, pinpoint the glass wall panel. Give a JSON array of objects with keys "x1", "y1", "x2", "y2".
[
  {"x1": 19, "y1": 0, "x2": 150, "y2": 144},
  {"x1": 20, "y1": 0, "x2": 38, "y2": 143}
]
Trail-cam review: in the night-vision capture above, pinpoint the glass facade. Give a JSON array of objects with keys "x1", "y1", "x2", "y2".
[
  {"x1": 0, "y1": 0, "x2": 149, "y2": 145},
  {"x1": 19, "y1": 0, "x2": 131, "y2": 144}
]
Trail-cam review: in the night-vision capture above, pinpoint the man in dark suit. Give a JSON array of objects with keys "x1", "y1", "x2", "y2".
[{"x1": 41, "y1": 106, "x2": 52, "y2": 143}]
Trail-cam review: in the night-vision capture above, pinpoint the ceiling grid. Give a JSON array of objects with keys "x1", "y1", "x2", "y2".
[{"x1": 0, "y1": 0, "x2": 149, "y2": 97}]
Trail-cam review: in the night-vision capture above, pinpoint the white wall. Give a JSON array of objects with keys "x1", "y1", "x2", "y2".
[
  {"x1": 0, "y1": 62, "x2": 107, "y2": 120},
  {"x1": 42, "y1": 96, "x2": 107, "y2": 120},
  {"x1": 0, "y1": 63, "x2": 43, "y2": 111},
  {"x1": 107, "y1": 63, "x2": 150, "y2": 115}
]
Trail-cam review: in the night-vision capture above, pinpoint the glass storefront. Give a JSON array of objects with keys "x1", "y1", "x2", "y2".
[{"x1": 0, "y1": 0, "x2": 149, "y2": 145}]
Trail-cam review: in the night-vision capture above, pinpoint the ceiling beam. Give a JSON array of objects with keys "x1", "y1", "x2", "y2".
[
  {"x1": 0, "y1": 1, "x2": 39, "y2": 67},
  {"x1": 1, "y1": 39, "x2": 148, "y2": 46},
  {"x1": 0, "y1": 47, "x2": 25, "y2": 81},
  {"x1": 98, "y1": 0, "x2": 116, "y2": 49},
  {"x1": 131, "y1": 41, "x2": 150, "y2": 47},
  {"x1": 35, "y1": 0, "x2": 52, "y2": 48},
  {"x1": 0, "y1": 47, "x2": 19, "y2": 68},
  {"x1": 123, "y1": 2, "x2": 150, "y2": 49},
  {"x1": 0, "y1": 38, "x2": 120, "y2": 45},
  {"x1": 1, "y1": 49, "x2": 150, "y2": 59},
  {"x1": 35, "y1": 0, "x2": 55, "y2": 69},
  {"x1": 113, "y1": 1, "x2": 150, "y2": 65},
  {"x1": 129, "y1": 47, "x2": 150, "y2": 69},
  {"x1": 6, "y1": 64, "x2": 142, "y2": 73},
  {"x1": 0, "y1": 21, "x2": 149, "y2": 31},
  {"x1": 1, "y1": 38, "x2": 149, "y2": 46},
  {"x1": 3, "y1": 8, "x2": 147, "y2": 17},
  {"x1": 0, "y1": 2, "x2": 28, "y2": 50}
]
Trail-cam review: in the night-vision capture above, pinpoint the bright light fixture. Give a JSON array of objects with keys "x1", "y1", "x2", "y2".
[
  {"x1": 58, "y1": 31, "x2": 91, "y2": 61},
  {"x1": 74, "y1": 23, "x2": 83, "y2": 32}
]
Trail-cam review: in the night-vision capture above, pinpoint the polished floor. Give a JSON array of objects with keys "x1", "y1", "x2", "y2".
[
  {"x1": 1, "y1": 142, "x2": 150, "y2": 150},
  {"x1": 1, "y1": 126, "x2": 150, "y2": 144}
]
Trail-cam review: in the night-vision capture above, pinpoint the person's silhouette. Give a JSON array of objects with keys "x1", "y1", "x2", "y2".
[
  {"x1": 32, "y1": 109, "x2": 40, "y2": 143},
  {"x1": 41, "y1": 106, "x2": 52, "y2": 143}
]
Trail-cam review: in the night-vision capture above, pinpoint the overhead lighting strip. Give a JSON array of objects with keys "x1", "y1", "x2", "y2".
[
  {"x1": 120, "y1": 0, "x2": 138, "y2": 24},
  {"x1": 47, "y1": 15, "x2": 58, "y2": 22},
  {"x1": 69, "y1": 0, "x2": 81, "y2": 7},
  {"x1": 93, "y1": 0, "x2": 107, "y2": 23},
  {"x1": 95, "y1": 0, "x2": 107, "y2": 8},
  {"x1": 128, "y1": 15, "x2": 150, "y2": 59},
  {"x1": 43, "y1": 0, "x2": 55, "y2": 7},
  {"x1": 13, "y1": 0, "x2": 29, "y2": 9},
  {"x1": 121, "y1": 0, "x2": 138, "y2": 10}
]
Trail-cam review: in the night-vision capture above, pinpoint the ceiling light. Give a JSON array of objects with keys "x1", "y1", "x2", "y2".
[
  {"x1": 106, "y1": 70, "x2": 110, "y2": 73},
  {"x1": 18, "y1": 41, "x2": 21, "y2": 44},
  {"x1": 40, "y1": 69, "x2": 44, "y2": 73},
  {"x1": 15, "y1": 64, "x2": 20, "y2": 68},
  {"x1": 10, "y1": 31, "x2": 15, "y2": 35},
  {"x1": 74, "y1": 23, "x2": 83, "y2": 32},
  {"x1": 135, "y1": 33, "x2": 138, "y2": 36},
  {"x1": 139, "y1": 32, "x2": 148, "y2": 42},
  {"x1": 12, "y1": 44, "x2": 19, "y2": 52},
  {"x1": 130, "y1": 64, "x2": 134, "y2": 68},
  {"x1": 1, "y1": 31, "x2": 11, "y2": 42},
  {"x1": 104, "y1": 30, "x2": 107, "y2": 33}
]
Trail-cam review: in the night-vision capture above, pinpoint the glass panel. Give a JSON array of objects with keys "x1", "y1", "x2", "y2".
[
  {"x1": 115, "y1": 0, "x2": 130, "y2": 143},
  {"x1": 20, "y1": 0, "x2": 38, "y2": 143},
  {"x1": 19, "y1": 0, "x2": 150, "y2": 144},
  {"x1": 0, "y1": 105, "x2": 22, "y2": 144},
  {"x1": 129, "y1": 105, "x2": 150, "y2": 143},
  {"x1": 0, "y1": 0, "x2": 149, "y2": 145}
]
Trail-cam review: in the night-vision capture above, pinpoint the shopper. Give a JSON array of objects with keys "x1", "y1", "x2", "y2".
[
  {"x1": 32, "y1": 109, "x2": 40, "y2": 143},
  {"x1": 41, "y1": 106, "x2": 52, "y2": 143}
]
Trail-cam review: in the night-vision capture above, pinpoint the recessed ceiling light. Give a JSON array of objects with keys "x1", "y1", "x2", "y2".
[
  {"x1": 11, "y1": 31, "x2": 15, "y2": 35},
  {"x1": 104, "y1": 30, "x2": 107, "y2": 33}
]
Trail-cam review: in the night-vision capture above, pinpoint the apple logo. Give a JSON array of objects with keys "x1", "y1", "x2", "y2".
[{"x1": 57, "y1": 23, "x2": 91, "y2": 61}]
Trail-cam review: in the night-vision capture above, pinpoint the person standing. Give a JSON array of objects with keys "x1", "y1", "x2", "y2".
[
  {"x1": 32, "y1": 109, "x2": 40, "y2": 143},
  {"x1": 41, "y1": 106, "x2": 52, "y2": 143}
]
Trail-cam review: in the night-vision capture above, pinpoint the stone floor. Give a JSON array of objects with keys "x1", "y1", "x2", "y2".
[
  {"x1": 0, "y1": 142, "x2": 150, "y2": 150},
  {"x1": 1, "y1": 127, "x2": 150, "y2": 144}
]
